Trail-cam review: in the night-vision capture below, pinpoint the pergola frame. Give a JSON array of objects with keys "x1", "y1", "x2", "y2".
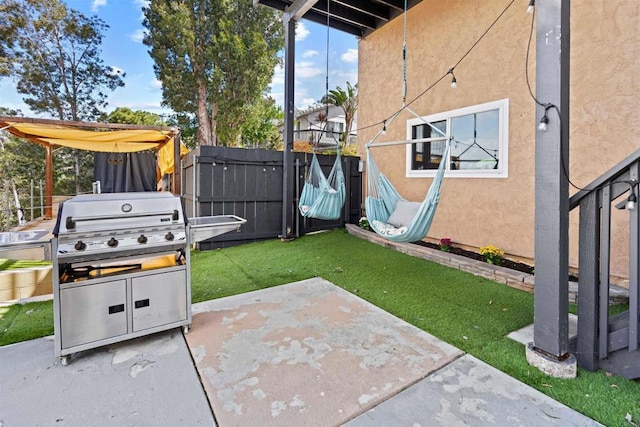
[{"x1": 0, "y1": 115, "x2": 182, "y2": 219}]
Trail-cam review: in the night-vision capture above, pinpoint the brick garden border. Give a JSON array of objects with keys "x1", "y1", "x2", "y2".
[{"x1": 345, "y1": 224, "x2": 628, "y2": 305}]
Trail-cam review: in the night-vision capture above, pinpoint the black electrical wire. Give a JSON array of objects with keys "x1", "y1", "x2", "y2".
[{"x1": 358, "y1": 0, "x2": 517, "y2": 133}]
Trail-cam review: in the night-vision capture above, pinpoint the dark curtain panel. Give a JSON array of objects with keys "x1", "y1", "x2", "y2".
[{"x1": 94, "y1": 152, "x2": 157, "y2": 193}]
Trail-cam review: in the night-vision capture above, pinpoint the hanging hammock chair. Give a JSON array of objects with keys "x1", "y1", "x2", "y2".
[
  {"x1": 298, "y1": 148, "x2": 346, "y2": 220},
  {"x1": 365, "y1": 139, "x2": 449, "y2": 242},
  {"x1": 297, "y1": 0, "x2": 347, "y2": 222}
]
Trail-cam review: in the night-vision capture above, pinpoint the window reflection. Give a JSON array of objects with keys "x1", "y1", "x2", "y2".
[{"x1": 411, "y1": 108, "x2": 501, "y2": 172}]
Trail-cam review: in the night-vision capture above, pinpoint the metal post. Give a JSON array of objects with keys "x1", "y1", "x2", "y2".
[
  {"x1": 4, "y1": 181, "x2": 10, "y2": 230},
  {"x1": 30, "y1": 179, "x2": 34, "y2": 222},
  {"x1": 295, "y1": 158, "x2": 300, "y2": 238},
  {"x1": 281, "y1": 18, "x2": 296, "y2": 240},
  {"x1": 39, "y1": 180, "x2": 43, "y2": 219},
  {"x1": 532, "y1": 0, "x2": 571, "y2": 358},
  {"x1": 173, "y1": 132, "x2": 182, "y2": 196},
  {"x1": 629, "y1": 165, "x2": 639, "y2": 352},
  {"x1": 45, "y1": 145, "x2": 53, "y2": 219}
]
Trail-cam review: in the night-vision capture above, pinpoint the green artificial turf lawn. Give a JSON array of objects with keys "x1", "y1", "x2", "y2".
[
  {"x1": 1, "y1": 229, "x2": 638, "y2": 425},
  {"x1": 0, "y1": 301, "x2": 53, "y2": 346},
  {"x1": 0, "y1": 258, "x2": 51, "y2": 270}
]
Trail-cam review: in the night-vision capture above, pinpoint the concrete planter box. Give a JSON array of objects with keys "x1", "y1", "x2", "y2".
[{"x1": 0, "y1": 266, "x2": 52, "y2": 302}]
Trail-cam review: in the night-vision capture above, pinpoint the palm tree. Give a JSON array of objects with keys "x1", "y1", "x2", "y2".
[{"x1": 327, "y1": 82, "x2": 357, "y2": 146}]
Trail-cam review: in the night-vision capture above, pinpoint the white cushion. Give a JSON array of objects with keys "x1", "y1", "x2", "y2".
[
  {"x1": 386, "y1": 200, "x2": 421, "y2": 228},
  {"x1": 372, "y1": 220, "x2": 408, "y2": 236}
]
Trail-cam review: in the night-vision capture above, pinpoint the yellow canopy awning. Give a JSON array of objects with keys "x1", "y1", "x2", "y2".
[{"x1": 0, "y1": 120, "x2": 187, "y2": 175}]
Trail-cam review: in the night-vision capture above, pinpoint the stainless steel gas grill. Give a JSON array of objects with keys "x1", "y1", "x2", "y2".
[{"x1": 52, "y1": 192, "x2": 246, "y2": 365}]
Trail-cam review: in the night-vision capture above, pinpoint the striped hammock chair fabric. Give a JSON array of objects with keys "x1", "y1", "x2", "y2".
[
  {"x1": 365, "y1": 142, "x2": 449, "y2": 242},
  {"x1": 298, "y1": 150, "x2": 346, "y2": 220}
]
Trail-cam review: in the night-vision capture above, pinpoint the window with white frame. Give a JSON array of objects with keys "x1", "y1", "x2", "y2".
[{"x1": 406, "y1": 99, "x2": 509, "y2": 178}]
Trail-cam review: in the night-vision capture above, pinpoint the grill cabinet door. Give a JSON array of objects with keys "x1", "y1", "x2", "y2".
[
  {"x1": 60, "y1": 280, "x2": 127, "y2": 349},
  {"x1": 131, "y1": 269, "x2": 187, "y2": 332}
]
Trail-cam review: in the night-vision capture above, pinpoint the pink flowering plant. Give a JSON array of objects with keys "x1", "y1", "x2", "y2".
[{"x1": 439, "y1": 237, "x2": 452, "y2": 252}]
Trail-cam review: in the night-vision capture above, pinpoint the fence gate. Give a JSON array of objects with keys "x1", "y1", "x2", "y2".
[{"x1": 182, "y1": 146, "x2": 361, "y2": 250}]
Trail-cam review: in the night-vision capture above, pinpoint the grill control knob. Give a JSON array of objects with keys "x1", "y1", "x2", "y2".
[
  {"x1": 137, "y1": 235, "x2": 148, "y2": 244},
  {"x1": 107, "y1": 237, "x2": 119, "y2": 247},
  {"x1": 165, "y1": 232, "x2": 175, "y2": 241},
  {"x1": 74, "y1": 241, "x2": 86, "y2": 251}
]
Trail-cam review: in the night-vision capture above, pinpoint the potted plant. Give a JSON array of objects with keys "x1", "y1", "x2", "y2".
[{"x1": 358, "y1": 217, "x2": 371, "y2": 231}]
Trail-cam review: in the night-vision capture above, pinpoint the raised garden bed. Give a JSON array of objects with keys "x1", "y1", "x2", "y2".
[{"x1": 414, "y1": 240, "x2": 536, "y2": 275}]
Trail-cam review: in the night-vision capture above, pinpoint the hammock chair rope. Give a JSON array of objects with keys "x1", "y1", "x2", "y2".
[
  {"x1": 297, "y1": 0, "x2": 346, "y2": 221},
  {"x1": 363, "y1": 0, "x2": 450, "y2": 242}
]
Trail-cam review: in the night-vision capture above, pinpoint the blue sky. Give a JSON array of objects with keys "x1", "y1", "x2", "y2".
[{"x1": 0, "y1": 0, "x2": 358, "y2": 117}]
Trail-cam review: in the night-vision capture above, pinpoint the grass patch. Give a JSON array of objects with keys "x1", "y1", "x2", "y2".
[
  {"x1": 0, "y1": 258, "x2": 51, "y2": 271},
  {"x1": 0, "y1": 301, "x2": 53, "y2": 346},
  {"x1": 1, "y1": 229, "x2": 638, "y2": 425}
]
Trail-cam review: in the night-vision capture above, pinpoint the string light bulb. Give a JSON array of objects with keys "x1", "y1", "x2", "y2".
[
  {"x1": 526, "y1": 0, "x2": 535, "y2": 14},
  {"x1": 538, "y1": 114, "x2": 549, "y2": 131},
  {"x1": 381, "y1": 120, "x2": 387, "y2": 136},
  {"x1": 627, "y1": 181, "x2": 638, "y2": 211},
  {"x1": 538, "y1": 104, "x2": 553, "y2": 132},
  {"x1": 627, "y1": 192, "x2": 637, "y2": 211},
  {"x1": 448, "y1": 68, "x2": 457, "y2": 89}
]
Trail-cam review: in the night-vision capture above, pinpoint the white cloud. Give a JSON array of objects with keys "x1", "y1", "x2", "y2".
[
  {"x1": 295, "y1": 22, "x2": 310, "y2": 41},
  {"x1": 341, "y1": 48, "x2": 358, "y2": 63},
  {"x1": 296, "y1": 61, "x2": 322, "y2": 79},
  {"x1": 331, "y1": 69, "x2": 358, "y2": 86},
  {"x1": 150, "y1": 79, "x2": 162, "y2": 89},
  {"x1": 300, "y1": 98, "x2": 317, "y2": 109},
  {"x1": 92, "y1": 0, "x2": 107, "y2": 12},
  {"x1": 130, "y1": 29, "x2": 146, "y2": 43},
  {"x1": 133, "y1": 0, "x2": 150, "y2": 19},
  {"x1": 270, "y1": 91, "x2": 284, "y2": 107},
  {"x1": 303, "y1": 50, "x2": 319, "y2": 58},
  {"x1": 270, "y1": 64, "x2": 285, "y2": 87},
  {"x1": 109, "y1": 66, "x2": 125, "y2": 76}
]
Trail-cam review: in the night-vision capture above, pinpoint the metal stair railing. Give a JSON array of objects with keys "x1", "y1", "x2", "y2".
[{"x1": 569, "y1": 147, "x2": 640, "y2": 379}]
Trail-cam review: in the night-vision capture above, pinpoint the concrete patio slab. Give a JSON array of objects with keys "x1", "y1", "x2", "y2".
[
  {"x1": 507, "y1": 313, "x2": 578, "y2": 346},
  {"x1": 345, "y1": 354, "x2": 602, "y2": 426},
  {"x1": 0, "y1": 329, "x2": 214, "y2": 426},
  {"x1": 186, "y1": 277, "x2": 463, "y2": 426}
]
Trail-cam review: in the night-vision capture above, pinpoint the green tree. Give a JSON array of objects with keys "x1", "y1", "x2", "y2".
[
  {"x1": 0, "y1": 0, "x2": 22, "y2": 76},
  {"x1": 165, "y1": 113, "x2": 199, "y2": 150},
  {"x1": 100, "y1": 107, "x2": 165, "y2": 126},
  {"x1": 240, "y1": 96, "x2": 283, "y2": 149},
  {"x1": 0, "y1": 108, "x2": 45, "y2": 228},
  {"x1": 143, "y1": 0, "x2": 283, "y2": 147},
  {"x1": 2, "y1": 0, "x2": 125, "y2": 121},
  {"x1": 326, "y1": 82, "x2": 358, "y2": 145},
  {"x1": 2, "y1": 0, "x2": 125, "y2": 196}
]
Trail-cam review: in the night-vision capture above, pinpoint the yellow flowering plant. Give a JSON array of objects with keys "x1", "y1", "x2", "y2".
[{"x1": 480, "y1": 245, "x2": 505, "y2": 265}]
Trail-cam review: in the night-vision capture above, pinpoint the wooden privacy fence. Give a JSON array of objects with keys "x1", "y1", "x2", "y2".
[{"x1": 182, "y1": 146, "x2": 362, "y2": 249}]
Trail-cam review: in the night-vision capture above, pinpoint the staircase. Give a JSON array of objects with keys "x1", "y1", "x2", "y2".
[{"x1": 570, "y1": 148, "x2": 640, "y2": 379}]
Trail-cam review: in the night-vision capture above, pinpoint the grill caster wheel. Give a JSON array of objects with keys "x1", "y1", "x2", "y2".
[
  {"x1": 183, "y1": 325, "x2": 190, "y2": 334},
  {"x1": 60, "y1": 356, "x2": 69, "y2": 366}
]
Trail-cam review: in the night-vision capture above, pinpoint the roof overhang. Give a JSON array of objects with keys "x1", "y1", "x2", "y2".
[{"x1": 255, "y1": 0, "x2": 423, "y2": 37}]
